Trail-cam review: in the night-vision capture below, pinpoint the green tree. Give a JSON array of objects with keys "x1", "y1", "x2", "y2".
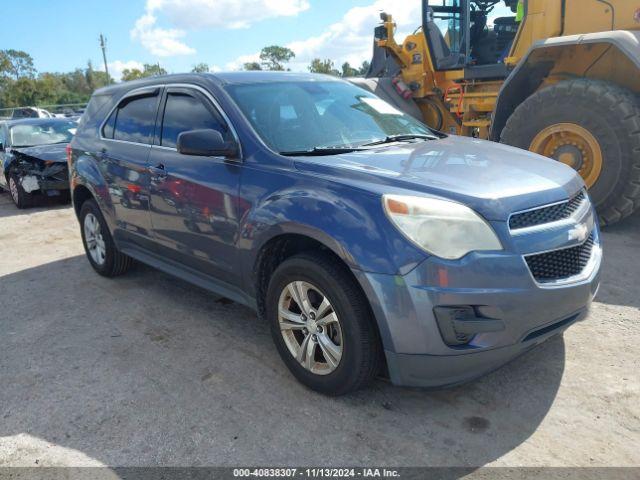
[
  {"x1": 0, "y1": 52, "x2": 116, "y2": 109},
  {"x1": 85, "y1": 61, "x2": 108, "y2": 90},
  {"x1": 121, "y1": 63, "x2": 167, "y2": 81},
  {"x1": 120, "y1": 68, "x2": 143, "y2": 82},
  {"x1": 243, "y1": 62, "x2": 262, "y2": 71},
  {"x1": 259, "y1": 45, "x2": 295, "y2": 71},
  {"x1": 191, "y1": 62, "x2": 210, "y2": 73},
  {"x1": 0, "y1": 49, "x2": 36, "y2": 79},
  {"x1": 308, "y1": 58, "x2": 339, "y2": 76},
  {"x1": 359, "y1": 60, "x2": 371, "y2": 76},
  {"x1": 340, "y1": 62, "x2": 359, "y2": 77}
]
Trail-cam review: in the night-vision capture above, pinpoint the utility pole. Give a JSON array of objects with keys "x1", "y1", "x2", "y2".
[{"x1": 99, "y1": 34, "x2": 111, "y2": 84}]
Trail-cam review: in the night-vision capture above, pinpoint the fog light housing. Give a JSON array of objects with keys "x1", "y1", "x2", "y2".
[{"x1": 434, "y1": 306, "x2": 505, "y2": 347}]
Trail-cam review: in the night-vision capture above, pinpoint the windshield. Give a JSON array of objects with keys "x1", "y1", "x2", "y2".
[
  {"x1": 10, "y1": 120, "x2": 77, "y2": 147},
  {"x1": 225, "y1": 80, "x2": 433, "y2": 154}
]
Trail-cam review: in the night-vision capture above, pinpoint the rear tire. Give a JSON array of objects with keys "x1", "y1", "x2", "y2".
[
  {"x1": 79, "y1": 199, "x2": 133, "y2": 277},
  {"x1": 266, "y1": 252, "x2": 382, "y2": 395},
  {"x1": 8, "y1": 173, "x2": 33, "y2": 209},
  {"x1": 501, "y1": 79, "x2": 640, "y2": 226}
]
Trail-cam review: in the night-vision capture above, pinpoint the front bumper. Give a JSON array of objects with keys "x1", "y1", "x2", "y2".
[
  {"x1": 354, "y1": 227, "x2": 601, "y2": 388},
  {"x1": 384, "y1": 307, "x2": 587, "y2": 388}
]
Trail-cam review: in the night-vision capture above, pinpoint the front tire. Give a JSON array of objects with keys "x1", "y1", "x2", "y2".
[
  {"x1": 79, "y1": 199, "x2": 133, "y2": 277},
  {"x1": 500, "y1": 79, "x2": 640, "y2": 226},
  {"x1": 266, "y1": 252, "x2": 382, "y2": 396},
  {"x1": 8, "y1": 173, "x2": 33, "y2": 209}
]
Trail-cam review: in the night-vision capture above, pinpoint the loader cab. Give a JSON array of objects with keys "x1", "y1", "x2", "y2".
[{"x1": 423, "y1": 0, "x2": 520, "y2": 79}]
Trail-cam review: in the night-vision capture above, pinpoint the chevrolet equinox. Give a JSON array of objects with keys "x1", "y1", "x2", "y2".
[{"x1": 68, "y1": 72, "x2": 602, "y2": 395}]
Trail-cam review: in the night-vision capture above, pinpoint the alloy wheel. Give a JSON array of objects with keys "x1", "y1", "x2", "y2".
[
  {"x1": 84, "y1": 213, "x2": 106, "y2": 266},
  {"x1": 278, "y1": 281, "x2": 343, "y2": 375}
]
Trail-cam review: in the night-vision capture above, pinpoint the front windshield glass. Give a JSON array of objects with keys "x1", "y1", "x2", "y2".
[
  {"x1": 225, "y1": 80, "x2": 433, "y2": 153},
  {"x1": 10, "y1": 120, "x2": 77, "y2": 147}
]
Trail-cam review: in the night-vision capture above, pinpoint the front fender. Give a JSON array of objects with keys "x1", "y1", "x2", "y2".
[{"x1": 238, "y1": 172, "x2": 427, "y2": 293}]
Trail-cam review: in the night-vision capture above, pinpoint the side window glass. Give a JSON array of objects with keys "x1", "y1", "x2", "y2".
[
  {"x1": 161, "y1": 91, "x2": 229, "y2": 149},
  {"x1": 102, "y1": 109, "x2": 116, "y2": 139},
  {"x1": 113, "y1": 95, "x2": 158, "y2": 144}
]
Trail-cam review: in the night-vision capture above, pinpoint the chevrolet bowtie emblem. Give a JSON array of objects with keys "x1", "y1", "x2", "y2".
[{"x1": 568, "y1": 223, "x2": 589, "y2": 243}]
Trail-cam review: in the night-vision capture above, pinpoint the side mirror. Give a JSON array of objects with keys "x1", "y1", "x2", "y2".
[{"x1": 177, "y1": 129, "x2": 239, "y2": 158}]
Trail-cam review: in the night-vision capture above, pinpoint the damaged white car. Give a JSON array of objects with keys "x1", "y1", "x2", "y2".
[{"x1": 0, "y1": 118, "x2": 77, "y2": 208}]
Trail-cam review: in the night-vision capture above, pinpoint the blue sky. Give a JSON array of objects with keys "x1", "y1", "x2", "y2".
[{"x1": 0, "y1": 0, "x2": 512, "y2": 79}]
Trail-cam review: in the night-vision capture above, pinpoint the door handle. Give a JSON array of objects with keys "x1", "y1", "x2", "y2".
[{"x1": 149, "y1": 163, "x2": 167, "y2": 180}]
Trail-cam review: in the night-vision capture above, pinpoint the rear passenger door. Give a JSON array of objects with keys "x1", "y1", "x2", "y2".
[
  {"x1": 148, "y1": 85, "x2": 243, "y2": 286},
  {"x1": 101, "y1": 87, "x2": 161, "y2": 250}
]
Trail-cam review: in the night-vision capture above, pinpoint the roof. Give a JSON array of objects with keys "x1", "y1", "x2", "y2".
[
  {"x1": 93, "y1": 71, "x2": 342, "y2": 96},
  {"x1": 212, "y1": 71, "x2": 342, "y2": 85}
]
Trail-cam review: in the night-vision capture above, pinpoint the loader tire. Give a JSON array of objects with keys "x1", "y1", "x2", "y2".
[{"x1": 501, "y1": 79, "x2": 640, "y2": 226}]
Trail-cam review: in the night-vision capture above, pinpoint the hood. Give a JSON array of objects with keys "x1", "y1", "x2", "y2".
[
  {"x1": 292, "y1": 136, "x2": 584, "y2": 221},
  {"x1": 11, "y1": 143, "x2": 68, "y2": 163}
]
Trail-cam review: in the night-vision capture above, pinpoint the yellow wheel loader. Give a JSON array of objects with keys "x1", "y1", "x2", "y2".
[{"x1": 351, "y1": 0, "x2": 640, "y2": 225}]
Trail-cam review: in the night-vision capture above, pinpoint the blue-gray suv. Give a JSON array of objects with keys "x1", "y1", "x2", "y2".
[{"x1": 69, "y1": 72, "x2": 601, "y2": 395}]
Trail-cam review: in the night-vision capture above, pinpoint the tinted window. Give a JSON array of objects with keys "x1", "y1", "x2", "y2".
[
  {"x1": 161, "y1": 91, "x2": 228, "y2": 149},
  {"x1": 226, "y1": 81, "x2": 431, "y2": 153},
  {"x1": 113, "y1": 95, "x2": 158, "y2": 144},
  {"x1": 102, "y1": 110, "x2": 116, "y2": 139}
]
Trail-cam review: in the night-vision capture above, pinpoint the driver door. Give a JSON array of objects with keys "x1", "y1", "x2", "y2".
[{"x1": 148, "y1": 85, "x2": 243, "y2": 286}]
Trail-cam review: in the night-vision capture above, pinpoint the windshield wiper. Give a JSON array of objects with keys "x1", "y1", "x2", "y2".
[
  {"x1": 280, "y1": 146, "x2": 365, "y2": 156},
  {"x1": 361, "y1": 134, "x2": 438, "y2": 146}
]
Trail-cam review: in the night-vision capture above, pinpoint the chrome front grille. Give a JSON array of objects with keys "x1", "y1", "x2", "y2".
[
  {"x1": 525, "y1": 233, "x2": 595, "y2": 283},
  {"x1": 509, "y1": 190, "x2": 586, "y2": 231}
]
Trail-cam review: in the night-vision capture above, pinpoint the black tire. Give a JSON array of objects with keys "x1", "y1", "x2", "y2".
[
  {"x1": 500, "y1": 79, "x2": 640, "y2": 226},
  {"x1": 79, "y1": 199, "x2": 133, "y2": 277},
  {"x1": 8, "y1": 173, "x2": 33, "y2": 209},
  {"x1": 266, "y1": 252, "x2": 382, "y2": 395}
]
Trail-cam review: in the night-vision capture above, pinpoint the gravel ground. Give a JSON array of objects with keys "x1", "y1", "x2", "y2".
[{"x1": 0, "y1": 191, "x2": 638, "y2": 469}]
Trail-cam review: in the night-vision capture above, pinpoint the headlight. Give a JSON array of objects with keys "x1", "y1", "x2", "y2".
[{"x1": 383, "y1": 195, "x2": 502, "y2": 260}]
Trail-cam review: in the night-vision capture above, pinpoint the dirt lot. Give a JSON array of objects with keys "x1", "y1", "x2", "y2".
[{"x1": 0, "y1": 191, "x2": 638, "y2": 469}]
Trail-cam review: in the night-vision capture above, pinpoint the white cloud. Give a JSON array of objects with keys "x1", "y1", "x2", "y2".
[
  {"x1": 131, "y1": 12, "x2": 196, "y2": 57},
  {"x1": 225, "y1": 52, "x2": 261, "y2": 71},
  {"x1": 102, "y1": 60, "x2": 145, "y2": 81},
  {"x1": 146, "y1": 0, "x2": 309, "y2": 29},
  {"x1": 132, "y1": 0, "x2": 310, "y2": 57},
  {"x1": 227, "y1": 0, "x2": 421, "y2": 72}
]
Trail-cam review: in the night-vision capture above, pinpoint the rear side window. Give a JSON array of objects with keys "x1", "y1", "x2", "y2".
[
  {"x1": 102, "y1": 93, "x2": 158, "y2": 144},
  {"x1": 160, "y1": 90, "x2": 229, "y2": 149},
  {"x1": 102, "y1": 110, "x2": 116, "y2": 139},
  {"x1": 79, "y1": 93, "x2": 112, "y2": 132}
]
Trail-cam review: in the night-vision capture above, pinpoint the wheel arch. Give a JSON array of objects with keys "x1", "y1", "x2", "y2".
[
  {"x1": 252, "y1": 231, "x2": 391, "y2": 373},
  {"x1": 70, "y1": 149, "x2": 117, "y2": 232},
  {"x1": 251, "y1": 227, "x2": 360, "y2": 319},
  {"x1": 491, "y1": 30, "x2": 640, "y2": 141},
  {"x1": 72, "y1": 184, "x2": 94, "y2": 219}
]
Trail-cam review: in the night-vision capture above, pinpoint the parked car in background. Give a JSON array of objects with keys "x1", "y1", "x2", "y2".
[
  {"x1": 69, "y1": 73, "x2": 601, "y2": 395},
  {"x1": 0, "y1": 118, "x2": 77, "y2": 208},
  {"x1": 11, "y1": 107, "x2": 55, "y2": 119}
]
